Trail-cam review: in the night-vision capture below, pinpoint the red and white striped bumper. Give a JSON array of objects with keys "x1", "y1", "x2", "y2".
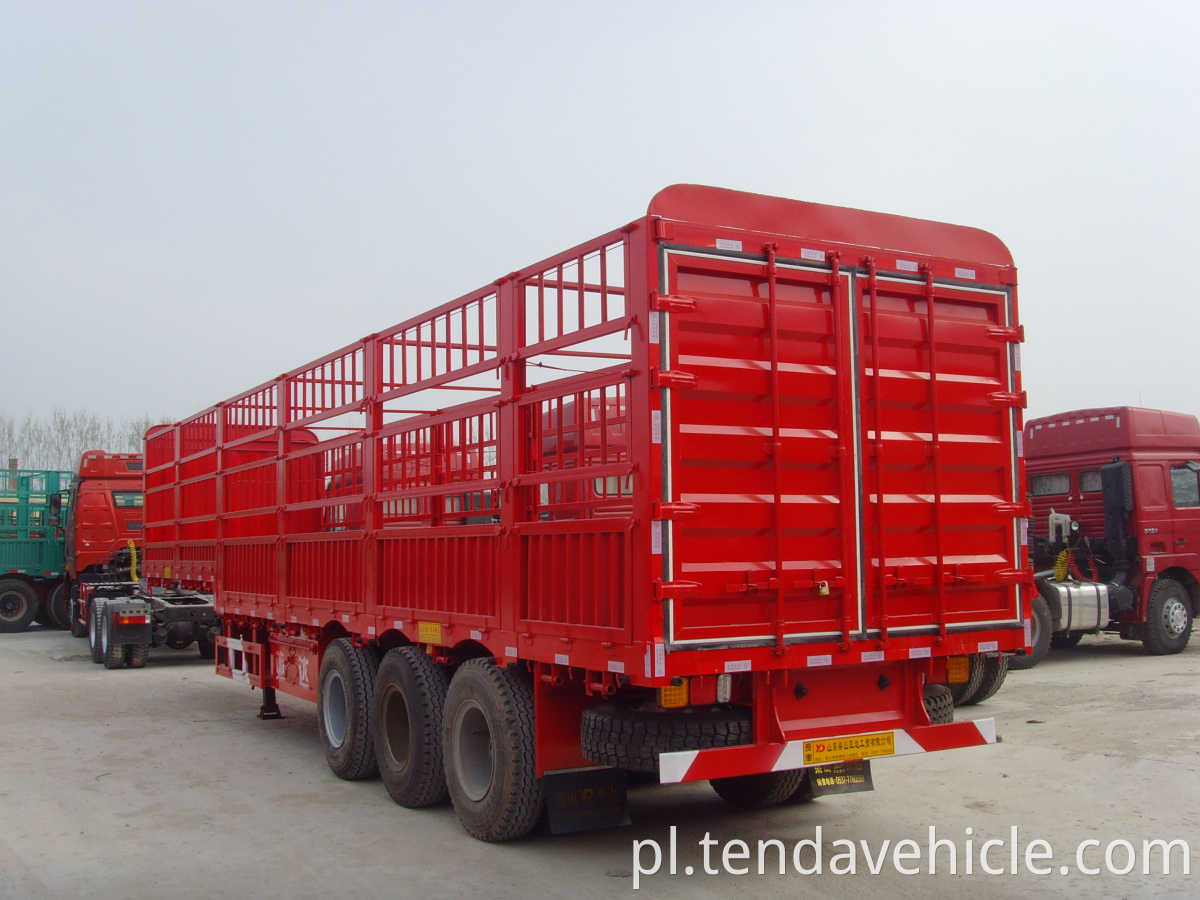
[{"x1": 658, "y1": 718, "x2": 997, "y2": 785}]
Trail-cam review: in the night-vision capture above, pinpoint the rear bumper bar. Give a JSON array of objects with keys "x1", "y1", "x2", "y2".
[{"x1": 658, "y1": 718, "x2": 997, "y2": 784}]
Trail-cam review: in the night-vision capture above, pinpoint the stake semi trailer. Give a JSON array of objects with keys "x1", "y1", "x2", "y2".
[{"x1": 142, "y1": 185, "x2": 1031, "y2": 840}]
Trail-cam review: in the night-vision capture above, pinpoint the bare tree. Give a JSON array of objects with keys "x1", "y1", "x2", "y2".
[{"x1": 0, "y1": 407, "x2": 167, "y2": 471}]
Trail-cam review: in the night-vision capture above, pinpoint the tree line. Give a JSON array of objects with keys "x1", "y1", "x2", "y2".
[{"x1": 0, "y1": 407, "x2": 162, "y2": 472}]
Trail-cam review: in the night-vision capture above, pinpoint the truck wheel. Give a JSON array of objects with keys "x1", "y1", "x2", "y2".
[
  {"x1": 317, "y1": 638, "x2": 379, "y2": 780},
  {"x1": 1009, "y1": 593, "x2": 1052, "y2": 670},
  {"x1": 1142, "y1": 578, "x2": 1193, "y2": 655},
  {"x1": 959, "y1": 654, "x2": 1008, "y2": 706},
  {"x1": 373, "y1": 647, "x2": 450, "y2": 808},
  {"x1": 949, "y1": 654, "x2": 986, "y2": 706},
  {"x1": 923, "y1": 684, "x2": 954, "y2": 724},
  {"x1": 47, "y1": 583, "x2": 71, "y2": 631},
  {"x1": 126, "y1": 644, "x2": 150, "y2": 668},
  {"x1": 87, "y1": 602, "x2": 106, "y2": 663},
  {"x1": 580, "y1": 704, "x2": 753, "y2": 773},
  {"x1": 196, "y1": 634, "x2": 216, "y2": 660},
  {"x1": 102, "y1": 608, "x2": 127, "y2": 669},
  {"x1": 711, "y1": 769, "x2": 808, "y2": 808},
  {"x1": 443, "y1": 659, "x2": 544, "y2": 842},
  {"x1": 1050, "y1": 632, "x2": 1084, "y2": 649},
  {"x1": 0, "y1": 579, "x2": 38, "y2": 633}
]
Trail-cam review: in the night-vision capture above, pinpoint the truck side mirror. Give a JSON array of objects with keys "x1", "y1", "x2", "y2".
[{"x1": 48, "y1": 491, "x2": 62, "y2": 526}]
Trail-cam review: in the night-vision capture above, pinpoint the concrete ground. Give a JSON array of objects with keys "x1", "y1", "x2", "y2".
[{"x1": 1, "y1": 626, "x2": 1196, "y2": 900}]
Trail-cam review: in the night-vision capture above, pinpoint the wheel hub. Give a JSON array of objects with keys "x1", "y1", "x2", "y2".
[
  {"x1": 322, "y1": 670, "x2": 349, "y2": 749},
  {"x1": 453, "y1": 699, "x2": 494, "y2": 802},
  {"x1": 1162, "y1": 598, "x2": 1189, "y2": 637},
  {"x1": 0, "y1": 593, "x2": 20, "y2": 620}
]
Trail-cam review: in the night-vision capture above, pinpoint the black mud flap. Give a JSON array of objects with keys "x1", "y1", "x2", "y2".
[
  {"x1": 544, "y1": 767, "x2": 630, "y2": 835},
  {"x1": 809, "y1": 760, "x2": 875, "y2": 797}
]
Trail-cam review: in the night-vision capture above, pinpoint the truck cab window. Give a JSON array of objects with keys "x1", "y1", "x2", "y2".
[
  {"x1": 1079, "y1": 470, "x2": 1103, "y2": 493},
  {"x1": 1030, "y1": 473, "x2": 1069, "y2": 496},
  {"x1": 1170, "y1": 466, "x2": 1200, "y2": 508}
]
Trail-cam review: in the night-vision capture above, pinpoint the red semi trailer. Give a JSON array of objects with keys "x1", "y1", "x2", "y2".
[
  {"x1": 142, "y1": 185, "x2": 1030, "y2": 840},
  {"x1": 1021, "y1": 407, "x2": 1199, "y2": 667}
]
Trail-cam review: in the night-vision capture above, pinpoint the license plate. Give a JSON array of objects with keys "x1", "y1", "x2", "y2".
[{"x1": 802, "y1": 731, "x2": 895, "y2": 765}]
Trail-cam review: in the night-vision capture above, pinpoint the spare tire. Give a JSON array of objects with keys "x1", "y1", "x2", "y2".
[{"x1": 581, "y1": 703, "x2": 752, "y2": 773}]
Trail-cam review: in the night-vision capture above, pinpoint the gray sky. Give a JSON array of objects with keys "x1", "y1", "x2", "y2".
[{"x1": 2, "y1": 1, "x2": 1198, "y2": 426}]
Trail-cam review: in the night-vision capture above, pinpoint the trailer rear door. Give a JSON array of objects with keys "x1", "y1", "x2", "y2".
[{"x1": 659, "y1": 247, "x2": 1022, "y2": 649}]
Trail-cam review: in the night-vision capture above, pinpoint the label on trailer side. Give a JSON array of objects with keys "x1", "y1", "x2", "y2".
[
  {"x1": 652, "y1": 411, "x2": 662, "y2": 444},
  {"x1": 649, "y1": 312, "x2": 660, "y2": 344},
  {"x1": 418, "y1": 621, "x2": 443, "y2": 644},
  {"x1": 651, "y1": 521, "x2": 663, "y2": 554},
  {"x1": 716, "y1": 238, "x2": 742, "y2": 252}
]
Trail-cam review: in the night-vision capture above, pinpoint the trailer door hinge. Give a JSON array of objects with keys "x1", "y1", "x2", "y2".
[
  {"x1": 654, "y1": 580, "x2": 701, "y2": 600},
  {"x1": 652, "y1": 500, "x2": 700, "y2": 519},
  {"x1": 651, "y1": 367, "x2": 698, "y2": 390},
  {"x1": 651, "y1": 293, "x2": 698, "y2": 313},
  {"x1": 987, "y1": 390, "x2": 1027, "y2": 409},
  {"x1": 985, "y1": 325, "x2": 1025, "y2": 343}
]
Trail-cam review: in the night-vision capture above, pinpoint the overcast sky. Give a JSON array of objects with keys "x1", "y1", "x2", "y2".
[{"x1": 2, "y1": 1, "x2": 1198, "y2": 427}]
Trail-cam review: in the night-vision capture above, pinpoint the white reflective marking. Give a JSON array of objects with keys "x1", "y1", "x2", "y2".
[{"x1": 658, "y1": 750, "x2": 700, "y2": 784}]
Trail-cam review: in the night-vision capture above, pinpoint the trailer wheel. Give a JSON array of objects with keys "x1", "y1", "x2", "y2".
[
  {"x1": 47, "y1": 583, "x2": 70, "y2": 631},
  {"x1": 1009, "y1": 594, "x2": 1052, "y2": 670},
  {"x1": 711, "y1": 768, "x2": 808, "y2": 809},
  {"x1": 87, "y1": 602, "x2": 106, "y2": 663},
  {"x1": 317, "y1": 638, "x2": 379, "y2": 780},
  {"x1": 580, "y1": 703, "x2": 753, "y2": 773},
  {"x1": 959, "y1": 654, "x2": 1008, "y2": 706},
  {"x1": 0, "y1": 579, "x2": 38, "y2": 634},
  {"x1": 1050, "y1": 632, "x2": 1084, "y2": 649},
  {"x1": 443, "y1": 660, "x2": 544, "y2": 842},
  {"x1": 949, "y1": 654, "x2": 986, "y2": 706},
  {"x1": 923, "y1": 684, "x2": 954, "y2": 725},
  {"x1": 102, "y1": 608, "x2": 127, "y2": 669},
  {"x1": 1142, "y1": 578, "x2": 1193, "y2": 655},
  {"x1": 126, "y1": 644, "x2": 150, "y2": 668},
  {"x1": 373, "y1": 647, "x2": 450, "y2": 808},
  {"x1": 786, "y1": 769, "x2": 816, "y2": 804}
]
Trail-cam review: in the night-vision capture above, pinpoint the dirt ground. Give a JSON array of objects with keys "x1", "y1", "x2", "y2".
[{"x1": 1, "y1": 626, "x2": 1196, "y2": 900}]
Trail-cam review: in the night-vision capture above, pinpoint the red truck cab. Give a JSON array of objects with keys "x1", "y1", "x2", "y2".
[
  {"x1": 1023, "y1": 407, "x2": 1199, "y2": 665},
  {"x1": 53, "y1": 451, "x2": 144, "y2": 633}
]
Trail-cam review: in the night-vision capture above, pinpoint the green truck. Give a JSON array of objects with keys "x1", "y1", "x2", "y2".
[{"x1": 0, "y1": 467, "x2": 72, "y2": 632}]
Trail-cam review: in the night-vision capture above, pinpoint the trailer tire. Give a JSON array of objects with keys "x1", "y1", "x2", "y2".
[
  {"x1": 949, "y1": 654, "x2": 986, "y2": 706},
  {"x1": 126, "y1": 643, "x2": 150, "y2": 668},
  {"x1": 373, "y1": 647, "x2": 450, "y2": 808},
  {"x1": 786, "y1": 768, "x2": 816, "y2": 804},
  {"x1": 580, "y1": 703, "x2": 753, "y2": 774},
  {"x1": 923, "y1": 684, "x2": 954, "y2": 725},
  {"x1": 443, "y1": 660, "x2": 544, "y2": 842},
  {"x1": 711, "y1": 768, "x2": 808, "y2": 809},
  {"x1": 1009, "y1": 594, "x2": 1052, "y2": 670},
  {"x1": 1142, "y1": 578, "x2": 1193, "y2": 655},
  {"x1": 47, "y1": 582, "x2": 70, "y2": 631},
  {"x1": 102, "y1": 608, "x2": 127, "y2": 669},
  {"x1": 1050, "y1": 632, "x2": 1084, "y2": 649},
  {"x1": 959, "y1": 654, "x2": 1008, "y2": 706},
  {"x1": 317, "y1": 638, "x2": 380, "y2": 780},
  {"x1": 0, "y1": 579, "x2": 38, "y2": 634},
  {"x1": 87, "y1": 602, "x2": 106, "y2": 663}
]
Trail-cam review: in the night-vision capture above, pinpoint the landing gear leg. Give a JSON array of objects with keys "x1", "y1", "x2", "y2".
[{"x1": 258, "y1": 686, "x2": 282, "y2": 720}]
